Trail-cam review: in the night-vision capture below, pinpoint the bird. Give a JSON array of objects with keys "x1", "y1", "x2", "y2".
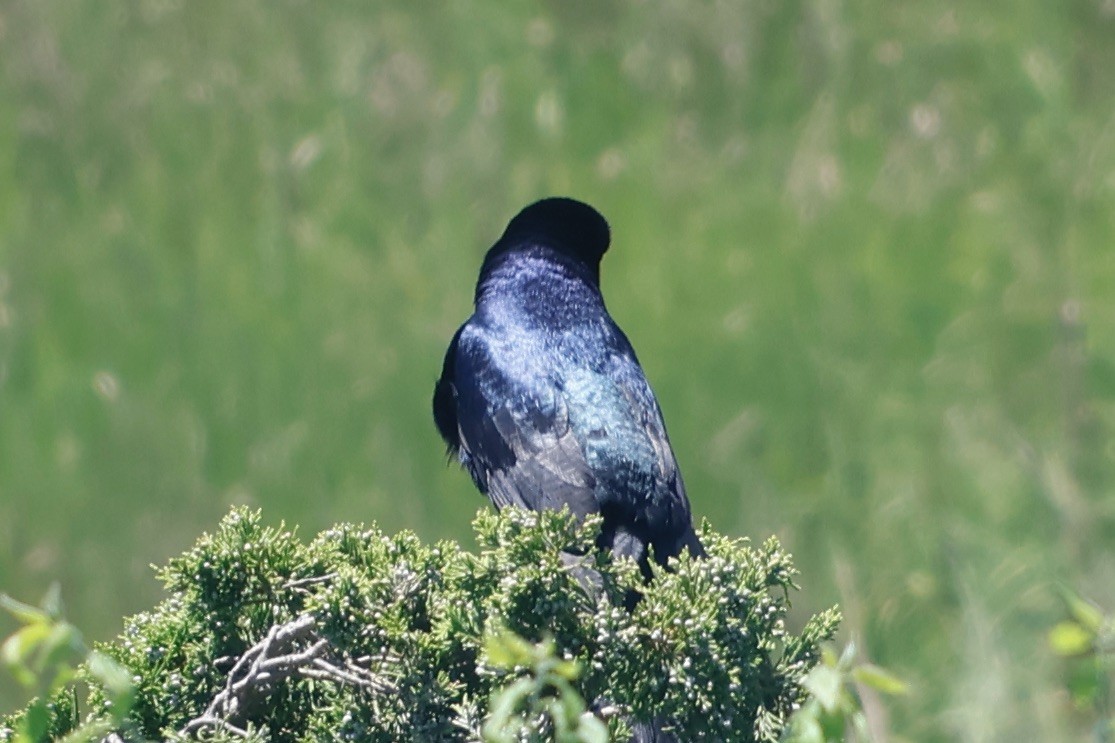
[{"x1": 432, "y1": 197, "x2": 703, "y2": 575}]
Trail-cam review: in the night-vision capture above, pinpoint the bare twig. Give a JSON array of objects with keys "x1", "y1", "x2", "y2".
[
  {"x1": 281, "y1": 573, "x2": 337, "y2": 591},
  {"x1": 176, "y1": 615, "x2": 395, "y2": 739}
]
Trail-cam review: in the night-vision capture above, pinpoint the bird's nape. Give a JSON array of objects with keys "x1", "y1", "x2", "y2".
[{"x1": 498, "y1": 196, "x2": 611, "y2": 266}]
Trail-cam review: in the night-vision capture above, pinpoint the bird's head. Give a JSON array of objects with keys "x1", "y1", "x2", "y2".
[{"x1": 498, "y1": 197, "x2": 611, "y2": 267}]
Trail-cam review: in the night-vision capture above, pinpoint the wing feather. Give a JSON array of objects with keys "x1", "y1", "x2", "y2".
[{"x1": 454, "y1": 327, "x2": 598, "y2": 519}]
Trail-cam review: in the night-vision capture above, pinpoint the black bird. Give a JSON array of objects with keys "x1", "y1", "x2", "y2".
[{"x1": 433, "y1": 197, "x2": 703, "y2": 573}]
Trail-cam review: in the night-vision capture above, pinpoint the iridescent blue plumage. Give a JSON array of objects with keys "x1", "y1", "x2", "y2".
[{"x1": 433, "y1": 197, "x2": 703, "y2": 573}]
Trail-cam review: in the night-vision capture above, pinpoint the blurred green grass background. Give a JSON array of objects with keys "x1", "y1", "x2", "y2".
[{"x1": 2, "y1": 0, "x2": 1114, "y2": 739}]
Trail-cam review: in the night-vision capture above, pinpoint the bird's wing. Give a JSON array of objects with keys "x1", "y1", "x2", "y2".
[
  {"x1": 605, "y1": 343, "x2": 703, "y2": 560},
  {"x1": 610, "y1": 350, "x2": 685, "y2": 498},
  {"x1": 432, "y1": 326, "x2": 464, "y2": 454},
  {"x1": 454, "y1": 327, "x2": 599, "y2": 518}
]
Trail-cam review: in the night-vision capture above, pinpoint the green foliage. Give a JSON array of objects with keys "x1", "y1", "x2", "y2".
[
  {"x1": 3, "y1": 507, "x2": 836, "y2": 741},
  {"x1": 482, "y1": 630, "x2": 607, "y2": 743},
  {"x1": 0, "y1": 586, "x2": 133, "y2": 743},
  {"x1": 1048, "y1": 589, "x2": 1115, "y2": 737},
  {"x1": 783, "y1": 643, "x2": 907, "y2": 743}
]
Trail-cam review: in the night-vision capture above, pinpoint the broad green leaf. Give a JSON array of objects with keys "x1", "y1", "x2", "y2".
[
  {"x1": 1059, "y1": 588, "x2": 1104, "y2": 633},
  {"x1": 487, "y1": 677, "x2": 534, "y2": 725},
  {"x1": 820, "y1": 708, "x2": 847, "y2": 741},
  {"x1": 3, "y1": 622, "x2": 53, "y2": 675},
  {"x1": 88, "y1": 650, "x2": 137, "y2": 716},
  {"x1": 837, "y1": 641, "x2": 857, "y2": 670},
  {"x1": 41, "y1": 583, "x2": 64, "y2": 620},
  {"x1": 852, "y1": 664, "x2": 909, "y2": 695},
  {"x1": 577, "y1": 712, "x2": 609, "y2": 743},
  {"x1": 1048, "y1": 621, "x2": 1093, "y2": 656},
  {"x1": 552, "y1": 658, "x2": 580, "y2": 680},
  {"x1": 0, "y1": 594, "x2": 50, "y2": 625},
  {"x1": 803, "y1": 664, "x2": 843, "y2": 713},
  {"x1": 1065, "y1": 661, "x2": 1100, "y2": 707},
  {"x1": 2, "y1": 657, "x2": 37, "y2": 689},
  {"x1": 484, "y1": 630, "x2": 534, "y2": 669},
  {"x1": 22, "y1": 701, "x2": 50, "y2": 742},
  {"x1": 787, "y1": 713, "x2": 825, "y2": 743},
  {"x1": 37, "y1": 622, "x2": 83, "y2": 681},
  {"x1": 552, "y1": 677, "x2": 584, "y2": 720}
]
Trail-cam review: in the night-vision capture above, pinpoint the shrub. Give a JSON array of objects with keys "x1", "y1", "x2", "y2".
[{"x1": 2, "y1": 507, "x2": 838, "y2": 741}]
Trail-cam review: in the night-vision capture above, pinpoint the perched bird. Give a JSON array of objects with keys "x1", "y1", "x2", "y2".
[{"x1": 433, "y1": 197, "x2": 703, "y2": 573}]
